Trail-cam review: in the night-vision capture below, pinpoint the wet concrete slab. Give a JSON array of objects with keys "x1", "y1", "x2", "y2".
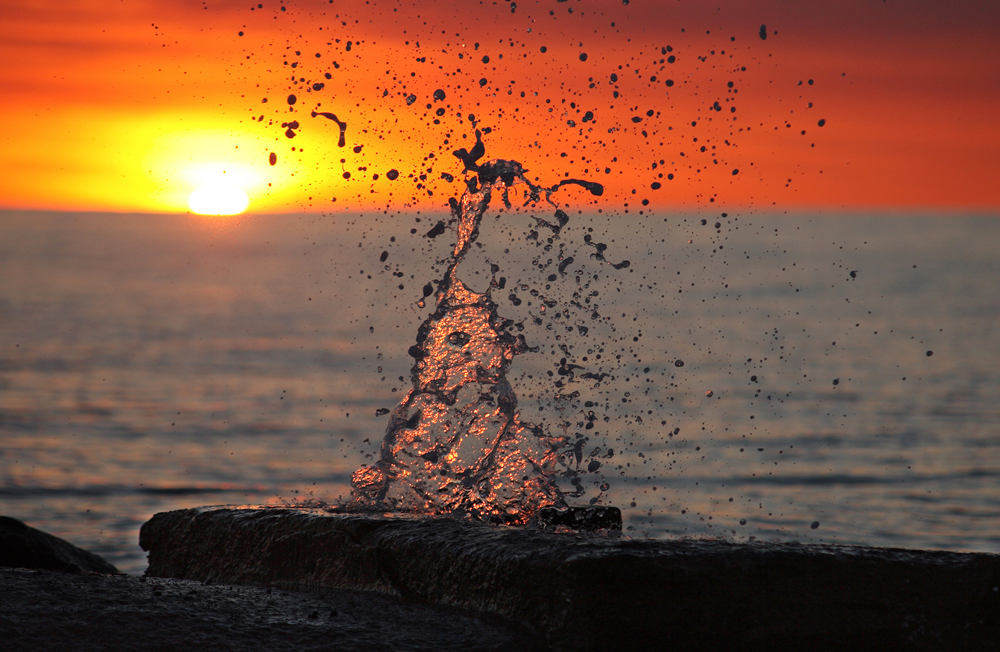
[{"x1": 140, "y1": 505, "x2": 1000, "y2": 652}]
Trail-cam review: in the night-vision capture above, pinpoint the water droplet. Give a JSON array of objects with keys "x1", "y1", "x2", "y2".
[{"x1": 350, "y1": 138, "x2": 627, "y2": 522}]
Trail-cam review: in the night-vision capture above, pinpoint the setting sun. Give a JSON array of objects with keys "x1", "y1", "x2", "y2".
[{"x1": 188, "y1": 183, "x2": 249, "y2": 215}]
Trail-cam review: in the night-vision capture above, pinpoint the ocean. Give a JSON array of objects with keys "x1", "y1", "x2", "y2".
[{"x1": 1, "y1": 209, "x2": 998, "y2": 574}]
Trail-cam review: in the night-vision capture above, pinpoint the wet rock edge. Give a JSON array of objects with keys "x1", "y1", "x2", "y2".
[{"x1": 140, "y1": 505, "x2": 1000, "y2": 652}]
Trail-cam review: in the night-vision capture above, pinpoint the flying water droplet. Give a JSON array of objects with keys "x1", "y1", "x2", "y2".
[{"x1": 350, "y1": 133, "x2": 624, "y2": 524}]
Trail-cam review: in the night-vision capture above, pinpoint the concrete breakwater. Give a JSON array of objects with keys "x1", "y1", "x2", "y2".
[{"x1": 141, "y1": 505, "x2": 1000, "y2": 652}]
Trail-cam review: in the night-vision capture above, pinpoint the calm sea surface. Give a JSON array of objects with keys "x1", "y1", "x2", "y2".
[{"x1": 1, "y1": 209, "x2": 998, "y2": 574}]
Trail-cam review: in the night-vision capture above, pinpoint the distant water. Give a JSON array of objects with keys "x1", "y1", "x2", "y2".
[{"x1": 1, "y1": 209, "x2": 998, "y2": 574}]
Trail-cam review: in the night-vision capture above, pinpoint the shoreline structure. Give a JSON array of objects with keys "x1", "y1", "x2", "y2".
[
  {"x1": 139, "y1": 505, "x2": 999, "y2": 651},
  {"x1": 4, "y1": 508, "x2": 998, "y2": 650}
]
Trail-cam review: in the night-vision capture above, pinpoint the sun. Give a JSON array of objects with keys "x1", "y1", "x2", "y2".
[{"x1": 188, "y1": 183, "x2": 249, "y2": 215}]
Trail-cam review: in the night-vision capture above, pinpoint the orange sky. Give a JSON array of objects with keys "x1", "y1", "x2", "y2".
[{"x1": 1, "y1": 0, "x2": 998, "y2": 214}]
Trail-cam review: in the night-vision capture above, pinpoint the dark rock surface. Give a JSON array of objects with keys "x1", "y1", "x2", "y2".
[
  {"x1": 0, "y1": 515, "x2": 119, "y2": 574},
  {"x1": 537, "y1": 505, "x2": 621, "y2": 531},
  {"x1": 0, "y1": 567, "x2": 538, "y2": 652},
  {"x1": 141, "y1": 505, "x2": 1000, "y2": 652}
]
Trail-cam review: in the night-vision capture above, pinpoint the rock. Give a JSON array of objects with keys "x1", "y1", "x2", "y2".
[
  {"x1": 0, "y1": 567, "x2": 539, "y2": 652},
  {"x1": 141, "y1": 506, "x2": 1000, "y2": 652},
  {"x1": 536, "y1": 505, "x2": 621, "y2": 531},
  {"x1": 0, "y1": 516, "x2": 119, "y2": 574}
]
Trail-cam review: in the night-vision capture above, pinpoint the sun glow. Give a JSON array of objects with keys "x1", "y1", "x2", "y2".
[
  {"x1": 141, "y1": 127, "x2": 272, "y2": 213},
  {"x1": 188, "y1": 183, "x2": 249, "y2": 215}
]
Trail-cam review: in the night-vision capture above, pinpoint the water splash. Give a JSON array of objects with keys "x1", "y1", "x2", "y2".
[{"x1": 350, "y1": 131, "x2": 622, "y2": 524}]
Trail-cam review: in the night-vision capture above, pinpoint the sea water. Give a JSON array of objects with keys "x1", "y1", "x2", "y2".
[{"x1": 1, "y1": 208, "x2": 998, "y2": 574}]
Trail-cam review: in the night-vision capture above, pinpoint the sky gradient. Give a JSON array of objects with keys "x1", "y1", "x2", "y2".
[{"x1": 1, "y1": 0, "x2": 998, "y2": 214}]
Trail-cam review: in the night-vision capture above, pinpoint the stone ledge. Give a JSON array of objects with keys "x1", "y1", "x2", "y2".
[{"x1": 140, "y1": 505, "x2": 1000, "y2": 652}]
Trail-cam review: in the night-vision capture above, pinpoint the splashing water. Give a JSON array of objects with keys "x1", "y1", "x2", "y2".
[{"x1": 350, "y1": 131, "x2": 623, "y2": 524}]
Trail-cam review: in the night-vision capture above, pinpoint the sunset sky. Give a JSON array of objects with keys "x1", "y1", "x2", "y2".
[{"x1": 1, "y1": 0, "x2": 997, "y2": 214}]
